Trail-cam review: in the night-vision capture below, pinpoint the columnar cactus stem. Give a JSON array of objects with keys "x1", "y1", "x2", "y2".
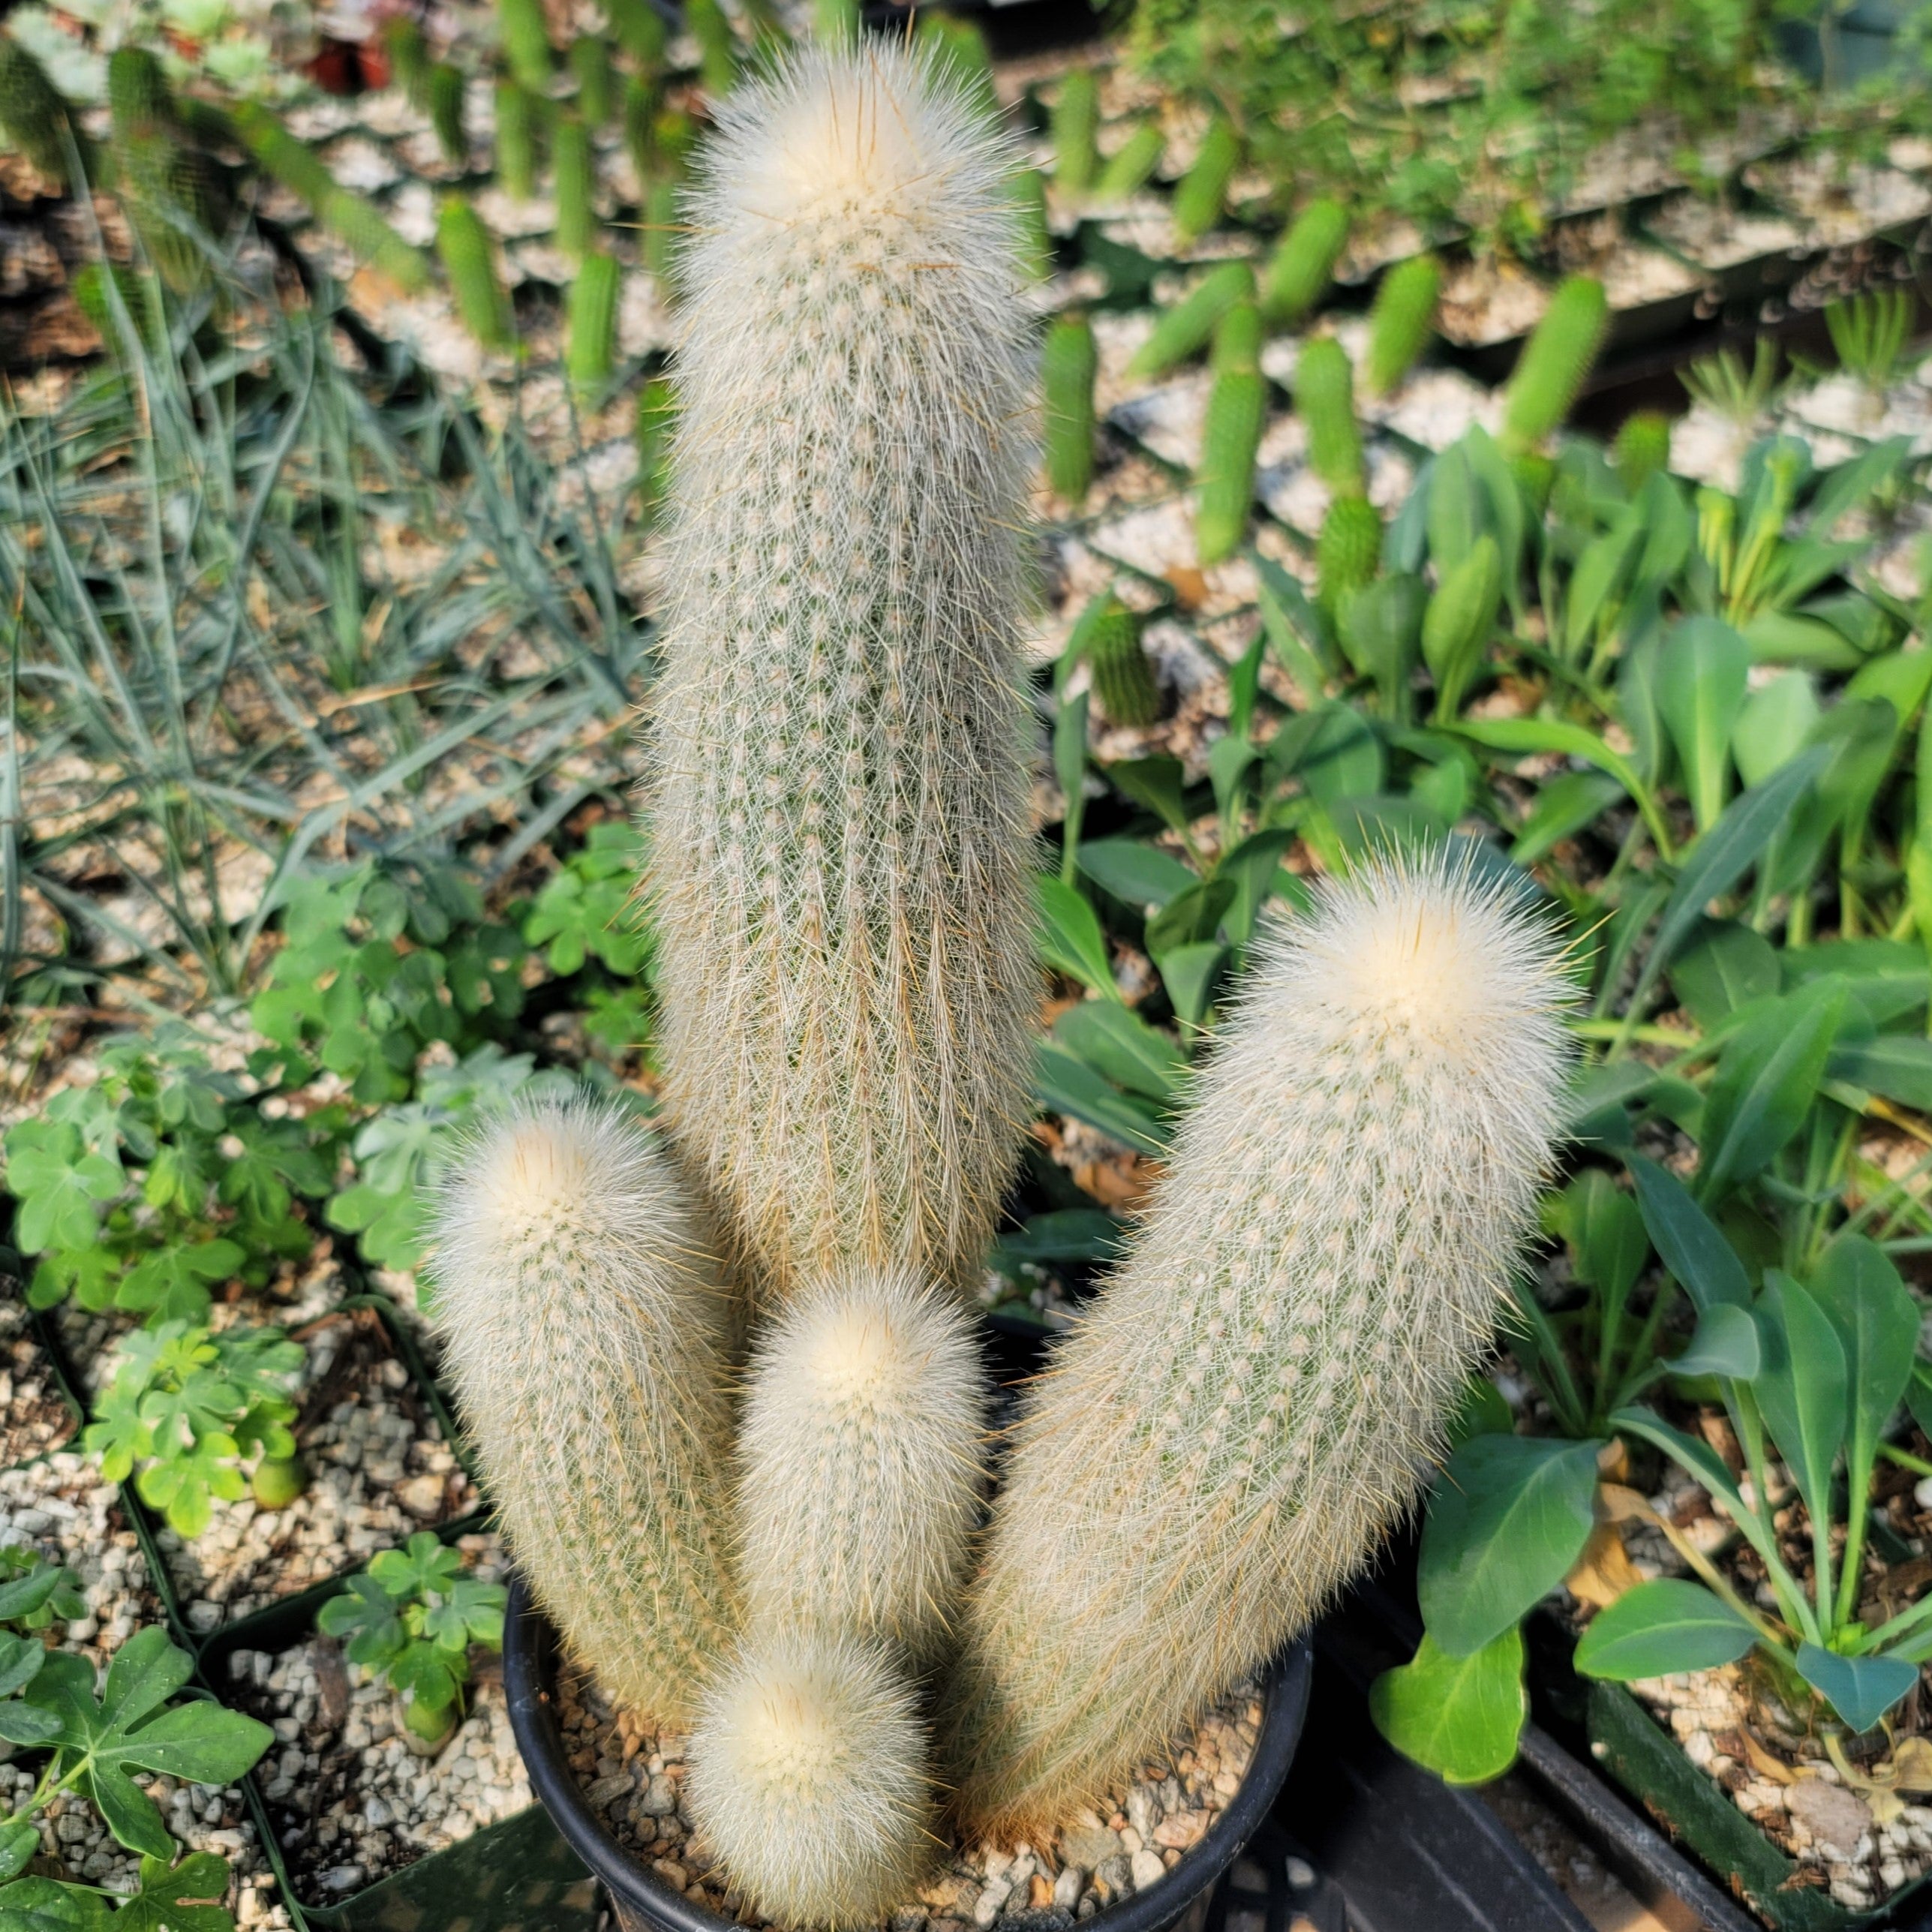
[
  {"x1": 429, "y1": 1103, "x2": 740, "y2": 1725},
  {"x1": 1612, "y1": 410, "x2": 1672, "y2": 490},
  {"x1": 1041, "y1": 310, "x2": 1098, "y2": 504},
  {"x1": 1083, "y1": 595, "x2": 1159, "y2": 727},
  {"x1": 943, "y1": 853, "x2": 1573, "y2": 1837},
  {"x1": 428, "y1": 62, "x2": 466, "y2": 167},
  {"x1": 570, "y1": 35, "x2": 614, "y2": 125},
  {"x1": 1170, "y1": 114, "x2": 1239, "y2": 242},
  {"x1": 566, "y1": 248, "x2": 620, "y2": 391},
  {"x1": 437, "y1": 195, "x2": 513, "y2": 349},
  {"x1": 554, "y1": 112, "x2": 594, "y2": 257},
  {"x1": 1260, "y1": 197, "x2": 1347, "y2": 325},
  {"x1": 495, "y1": 79, "x2": 540, "y2": 198},
  {"x1": 1051, "y1": 68, "x2": 1097, "y2": 200},
  {"x1": 498, "y1": 0, "x2": 553, "y2": 93},
  {"x1": 1091, "y1": 122, "x2": 1163, "y2": 206},
  {"x1": 647, "y1": 45, "x2": 1038, "y2": 1305},
  {"x1": 1126, "y1": 258, "x2": 1254, "y2": 380},
  {"x1": 1195, "y1": 301, "x2": 1264, "y2": 565},
  {"x1": 1362, "y1": 254, "x2": 1439, "y2": 399},
  {"x1": 1501, "y1": 275, "x2": 1608, "y2": 456}
]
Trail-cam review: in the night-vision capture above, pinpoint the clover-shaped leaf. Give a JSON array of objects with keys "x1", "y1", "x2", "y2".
[
  {"x1": 0, "y1": 1872, "x2": 116, "y2": 1930},
  {"x1": 316, "y1": 1575, "x2": 407, "y2": 1672},
  {"x1": 421, "y1": 1578, "x2": 506, "y2": 1656},
  {"x1": 370, "y1": 1533, "x2": 461, "y2": 1602}
]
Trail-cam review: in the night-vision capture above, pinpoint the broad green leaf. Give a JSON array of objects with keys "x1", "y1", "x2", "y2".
[
  {"x1": 1033, "y1": 1047, "x2": 1169, "y2": 1156},
  {"x1": 1573, "y1": 1579, "x2": 1756, "y2": 1679},
  {"x1": 1283, "y1": 703, "x2": 1383, "y2": 807},
  {"x1": 1215, "y1": 829, "x2": 1296, "y2": 948},
  {"x1": 1696, "y1": 979, "x2": 1846, "y2": 1199},
  {"x1": 1810, "y1": 1235, "x2": 1918, "y2": 1500},
  {"x1": 0, "y1": 1822, "x2": 35, "y2": 1885},
  {"x1": 0, "y1": 1633, "x2": 41, "y2": 1700},
  {"x1": 0, "y1": 1876, "x2": 115, "y2": 1931},
  {"x1": 1829, "y1": 1035, "x2": 1932, "y2": 1111},
  {"x1": 1369, "y1": 1628, "x2": 1525, "y2": 1785},
  {"x1": 991, "y1": 1210, "x2": 1123, "y2": 1266},
  {"x1": 1155, "y1": 942, "x2": 1225, "y2": 1031},
  {"x1": 1753, "y1": 1273, "x2": 1848, "y2": 1536},
  {"x1": 1610, "y1": 1406, "x2": 1792, "y2": 1588},
  {"x1": 1628, "y1": 1155, "x2": 1750, "y2": 1312},
  {"x1": 1732, "y1": 671, "x2": 1821, "y2": 789},
  {"x1": 1145, "y1": 876, "x2": 1235, "y2": 958},
  {"x1": 1054, "y1": 1002, "x2": 1186, "y2": 1101},
  {"x1": 1055, "y1": 688, "x2": 1090, "y2": 879},
  {"x1": 1417, "y1": 1435, "x2": 1602, "y2": 1657},
  {"x1": 1565, "y1": 1062, "x2": 1661, "y2": 1143},
  {"x1": 1667, "y1": 919, "x2": 1779, "y2": 1030},
  {"x1": 1510, "y1": 771, "x2": 1624, "y2": 867},
  {"x1": 1104, "y1": 755, "x2": 1193, "y2": 834},
  {"x1": 1670, "y1": 1303, "x2": 1761, "y2": 1379},
  {"x1": 110, "y1": 1853, "x2": 237, "y2": 1932},
  {"x1": 1793, "y1": 1644, "x2": 1918, "y2": 1733},
  {"x1": 1657, "y1": 617, "x2": 1751, "y2": 831},
  {"x1": 1077, "y1": 840, "x2": 1197, "y2": 912},
  {"x1": 1446, "y1": 1376, "x2": 1513, "y2": 1448},
  {"x1": 1035, "y1": 876, "x2": 1120, "y2": 1000},
  {"x1": 1456, "y1": 716, "x2": 1667, "y2": 856},
  {"x1": 1557, "y1": 1171, "x2": 1648, "y2": 1319}
]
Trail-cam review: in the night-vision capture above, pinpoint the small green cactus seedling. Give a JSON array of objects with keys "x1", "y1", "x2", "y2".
[
  {"x1": 383, "y1": 17, "x2": 432, "y2": 109},
  {"x1": 1296, "y1": 335, "x2": 1363, "y2": 496},
  {"x1": 609, "y1": 0, "x2": 669, "y2": 68},
  {"x1": 1317, "y1": 494, "x2": 1381, "y2": 610},
  {"x1": 1422, "y1": 532, "x2": 1501, "y2": 720},
  {"x1": 1170, "y1": 113, "x2": 1239, "y2": 242},
  {"x1": 0, "y1": 39, "x2": 76, "y2": 185},
  {"x1": 569, "y1": 35, "x2": 614, "y2": 125},
  {"x1": 1083, "y1": 594, "x2": 1160, "y2": 727},
  {"x1": 437, "y1": 195, "x2": 513, "y2": 349},
  {"x1": 689, "y1": 0, "x2": 740, "y2": 96},
  {"x1": 687, "y1": 1630, "x2": 933, "y2": 1929},
  {"x1": 1362, "y1": 254, "x2": 1439, "y2": 399},
  {"x1": 648, "y1": 46, "x2": 1038, "y2": 1303},
  {"x1": 1050, "y1": 68, "x2": 1098, "y2": 200},
  {"x1": 429, "y1": 1103, "x2": 741, "y2": 1725},
  {"x1": 623, "y1": 71, "x2": 660, "y2": 182},
  {"x1": 1501, "y1": 275, "x2": 1608, "y2": 455},
  {"x1": 553, "y1": 112, "x2": 594, "y2": 256},
  {"x1": 494, "y1": 80, "x2": 540, "y2": 197},
  {"x1": 1091, "y1": 122, "x2": 1164, "y2": 205},
  {"x1": 737, "y1": 1266, "x2": 986, "y2": 1665},
  {"x1": 945, "y1": 852, "x2": 1573, "y2": 1837},
  {"x1": 1260, "y1": 196, "x2": 1348, "y2": 325},
  {"x1": 1011, "y1": 167, "x2": 1053, "y2": 281},
  {"x1": 1612, "y1": 410, "x2": 1672, "y2": 490},
  {"x1": 1042, "y1": 310, "x2": 1098, "y2": 504},
  {"x1": 636, "y1": 373, "x2": 676, "y2": 516},
  {"x1": 498, "y1": 0, "x2": 554, "y2": 92},
  {"x1": 1196, "y1": 300, "x2": 1265, "y2": 565},
  {"x1": 1125, "y1": 258, "x2": 1255, "y2": 380},
  {"x1": 566, "y1": 247, "x2": 620, "y2": 392},
  {"x1": 428, "y1": 62, "x2": 466, "y2": 166}
]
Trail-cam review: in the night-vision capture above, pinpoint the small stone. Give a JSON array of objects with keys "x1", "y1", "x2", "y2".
[
  {"x1": 320, "y1": 1865, "x2": 365, "y2": 1893},
  {"x1": 1152, "y1": 1811, "x2": 1205, "y2": 1851},
  {"x1": 1051, "y1": 1866, "x2": 1084, "y2": 1912},
  {"x1": 1125, "y1": 1788, "x2": 1158, "y2": 1842},
  {"x1": 1029, "y1": 1874, "x2": 1053, "y2": 1909},
  {"x1": 587, "y1": 1773, "x2": 632, "y2": 1807},
  {"x1": 974, "y1": 1878, "x2": 1013, "y2": 1926},
  {"x1": 640, "y1": 1773, "x2": 678, "y2": 1816},
  {"x1": 1128, "y1": 1849, "x2": 1165, "y2": 1892},
  {"x1": 1059, "y1": 1827, "x2": 1119, "y2": 1871},
  {"x1": 1789, "y1": 1778, "x2": 1873, "y2": 1860},
  {"x1": 1090, "y1": 1856, "x2": 1129, "y2": 1905},
  {"x1": 654, "y1": 1859, "x2": 689, "y2": 1891}
]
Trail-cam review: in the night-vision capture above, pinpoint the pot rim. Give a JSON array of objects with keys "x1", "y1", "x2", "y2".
[{"x1": 504, "y1": 1575, "x2": 1312, "y2": 1932}]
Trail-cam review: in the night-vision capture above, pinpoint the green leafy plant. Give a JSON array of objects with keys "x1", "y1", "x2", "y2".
[{"x1": 1826, "y1": 288, "x2": 1915, "y2": 395}]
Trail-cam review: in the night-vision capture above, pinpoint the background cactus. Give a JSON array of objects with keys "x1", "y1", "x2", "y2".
[
  {"x1": 437, "y1": 195, "x2": 513, "y2": 349},
  {"x1": 566, "y1": 247, "x2": 619, "y2": 392},
  {"x1": 942, "y1": 853, "x2": 1573, "y2": 1837},
  {"x1": 428, "y1": 62, "x2": 466, "y2": 167},
  {"x1": 0, "y1": 39, "x2": 76, "y2": 185},
  {"x1": 1317, "y1": 494, "x2": 1381, "y2": 610},
  {"x1": 816, "y1": 0, "x2": 860, "y2": 41},
  {"x1": 383, "y1": 17, "x2": 432, "y2": 108},
  {"x1": 1083, "y1": 595, "x2": 1160, "y2": 727},
  {"x1": 1170, "y1": 113, "x2": 1239, "y2": 242},
  {"x1": 498, "y1": 0, "x2": 554, "y2": 92},
  {"x1": 643, "y1": 173, "x2": 680, "y2": 294},
  {"x1": 1042, "y1": 310, "x2": 1098, "y2": 504},
  {"x1": 689, "y1": 0, "x2": 741, "y2": 97},
  {"x1": 495, "y1": 79, "x2": 540, "y2": 198},
  {"x1": 1091, "y1": 122, "x2": 1164, "y2": 205},
  {"x1": 1362, "y1": 254, "x2": 1440, "y2": 399},
  {"x1": 429, "y1": 1103, "x2": 741, "y2": 1725},
  {"x1": 646, "y1": 44, "x2": 1038, "y2": 1305},
  {"x1": 1011, "y1": 167, "x2": 1053, "y2": 281},
  {"x1": 1261, "y1": 196, "x2": 1348, "y2": 324},
  {"x1": 553, "y1": 112, "x2": 594, "y2": 257},
  {"x1": 1297, "y1": 335, "x2": 1364, "y2": 495},
  {"x1": 1501, "y1": 275, "x2": 1609, "y2": 455},
  {"x1": 1423, "y1": 533, "x2": 1501, "y2": 720},
  {"x1": 1051, "y1": 68, "x2": 1098, "y2": 199},
  {"x1": 635, "y1": 373, "x2": 676, "y2": 518},
  {"x1": 686, "y1": 1630, "x2": 933, "y2": 1929},
  {"x1": 1195, "y1": 300, "x2": 1264, "y2": 564},
  {"x1": 570, "y1": 35, "x2": 614, "y2": 125},
  {"x1": 1126, "y1": 258, "x2": 1254, "y2": 379},
  {"x1": 1612, "y1": 409, "x2": 1672, "y2": 489},
  {"x1": 736, "y1": 1266, "x2": 985, "y2": 1666},
  {"x1": 609, "y1": 0, "x2": 669, "y2": 68}
]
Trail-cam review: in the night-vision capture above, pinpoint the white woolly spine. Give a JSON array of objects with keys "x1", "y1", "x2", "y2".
[
  {"x1": 428, "y1": 1101, "x2": 739, "y2": 1726},
  {"x1": 645, "y1": 44, "x2": 1039, "y2": 1304},
  {"x1": 737, "y1": 1266, "x2": 987, "y2": 1666},
  {"x1": 944, "y1": 852, "x2": 1574, "y2": 1836}
]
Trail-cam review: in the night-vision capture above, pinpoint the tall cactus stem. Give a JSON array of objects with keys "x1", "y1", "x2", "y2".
[
  {"x1": 1362, "y1": 254, "x2": 1439, "y2": 400},
  {"x1": 1500, "y1": 275, "x2": 1609, "y2": 456},
  {"x1": 1195, "y1": 300, "x2": 1265, "y2": 565},
  {"x1": 1170, "y1": 113, "x2": 1239, "y2": 242},
  {"x1": 1042, "y1": 310, "x2": 1098, "y2": 505},
  {"x1": 1260, "y1": 197, "x2": 1348, "y2": 325},
  {"x1": 1125, "y1": 258, "x2": 1254, "y2": 380},
  {"x1": 1296, "y1": 335, "x2": 1363, "y2": 496}
]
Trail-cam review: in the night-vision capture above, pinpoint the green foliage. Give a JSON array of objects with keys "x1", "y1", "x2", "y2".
[
  {"x1": 317, "y1": 1534, "x2": 506, "y2": 1746},
  {"x1": 1826, "y1": 288, "x2": 1915, "y2": 392},
  {"x1": 1195, "y1": 302, "x2": 1264, "y2": 564},
  {"x1": 566, "y1": 248, "x2": 621, "y2": 394},
  {"x1": 1362, "y1": 254, "x2": 1439, "y2": 399},
  {"x1": 1422, "y1": 533, "x2": 1501, "y2": 720},
  {"x1": 497, "y1": 0, "x2": 554, "y2": 92},
  {"x1": 494, "y1": 77, "x2": 541, "y2": 198},
  {"x1": 1170, "y1": 114, "x2": 1239, "y2": 241},
  {"x1": 523, "y1": 822, "x2": 649, "y2": 975},
  {"x1": 1041, "y1": 312, "x2": 1098, "y2": 504},
  {"x1": 0, "y1": 38, "x2": 75, "y2": 185},
  {"x1": 1259, "y1": 197, "x2": 1347, "y2": 325},
  {"x1": 428, "y1": 62, "x2": 466, "y2": 167},
  {"x1": 437, "y1": 194, "x2": 513, "y2": 350},
  {"x1": 1501, "y1": 277, "x2": 1608, "y2": 455},
  {"x1": 1011, "y1": 166, "x2": 1053, "y2": 281},
  {"x1": 1295, "y1": 335, "x2": 1363, "y2": 494}
]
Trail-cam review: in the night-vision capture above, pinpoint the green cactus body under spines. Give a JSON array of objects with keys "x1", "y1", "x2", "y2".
[
  {"x1": 570, "y1": 36, "x2": 614, "y2": 125},
  {"x1": 687, "y1": 1631, "x2": 933, "y2": 1929},
  {"x1": 1042, "y1": 310, "x2": 1098, "y2": 505},
  {"x1": 566, "y1": 248, "x2": 620, "y2": 392},
  {"x1": 945, "y1": 855, "x2": 1573, "y2": 1837},
  {"x1": 429, "y1": 1103, "x2": 741, "y2": 1726},
  {"x1": 636, "y1": 374, "x2": 676, "y2": 515},
  {"x1": 1612, "y1": 410, "x2": 1672, "y2": 490},
  {"x1": 1051, "y1": 68, "x2": 1097, "y2": 200},
  {"x1": 916, "y1": 14, "x2": 993, "y2": 105},
  {"x1": 1501, "y1": 275, "x2": 1608, "y2": 455},
  {"x1": 648, "y1": 47, "x2": 1038, "y2": 1305},
  {"x1": 0, "y1": 38, "x2": 74, "y2": 184},
  {"x1": 383, "y1": 17, "x2": 432, "y2": 108},
  {"x1": 1422, "y1": 532, "x2": 1501, "y2": 720},
  {"x1": 1091, "y1": 122, "x2": 1163, "y2": 206},
  {"x1": 1125, "y1": 257, "x2": 1254, "y2": 380},
  {"x1": 107, "y1": 45, "x2": 169, "y2": 139},
  {"x1": 1170, "y1": 113, "x2": 1239, "y2": 242},
  {"x1": 553, "y1": 113, "x2": 594, "y2": 257},
  {"x1": 1011, "y1": 167, "x2": 1053, "y2": 282},
  {"x1": 1195, "y1": 300, "x2": 1264, "y2": 566},
  {"x1": 1317, "y1": 494, "x2": 1381, "y2": 610},
  {"x1": 498, "y1": 0, "x2": 554, "y2": 92},
  {"x1": 495, "y1": 79, "x2": 540, "y2": 197},
  {"x1": 689, "y1": 0, "x2": 740, "y2": 97},
  {"x1": 644, "y1": 173, "x2": 680, "y2": 295},
  {"x1": 1296, "y1": 334, "x2": 1363, "y2": 496},
  {"x1": 815, "y1": 0, "x2": 859, "y2": 41},
  {"x1": 1363, "y1": 254, "x2": 1439, "y2": 400},
  {"x1": 437, "y1": 195, "x2": 512, "y2": 350},
  {"x1": 1085, "y1": 596, "x2": 1160, "y2": 727},
  {"x1": 608, "y1": 0, "x2": 669, "y2": 68},
  {"x1": 1260, "y1": 196, "x2": 1348, "y2": 325},
  {"x1": 428, "y1": 62, "x2": 466, "y2": 165}
]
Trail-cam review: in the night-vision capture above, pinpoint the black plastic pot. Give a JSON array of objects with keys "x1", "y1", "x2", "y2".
[{"x1": 505, "y1": 1578, "x2": 1314, "y2": 1932}]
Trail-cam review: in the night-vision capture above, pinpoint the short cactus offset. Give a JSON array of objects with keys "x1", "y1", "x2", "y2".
[
  {"x1": 1316, "y1": 494, "x2": 1381, "y2": 609},
  {"x1": 687, "y1": 1630, "x2": 933, "y2": 1929},
  {"x1": 1261, "y1": 196, "x2": 1348, "y2": 325},
  {"x1": 1612, "y1": 410, "x2": 1672, "y2": 490},
  {"x1": 437, "y1": 195, "x2": 512, "y2": 349},
  {"x1": 1041, "y1": 310, "x2": 1098, "y2": 503},
  {"x1": 553, "y1": 112, "x2": 594, "y2": 256},
  {"x1": 1126, "y1": 257, "x2": 1254, "y2": 379},
  {"x1": 646, "y1": 44, "x2": 1038, "y2": 1304},
  {"x1": 736, "y1": 1266, "x2": 986, "y2": 1666},
  {"x1": 1091, "y1": 122, "x2": 1163, "y2": 206},
  {"x1": 689, "y1": 0, "x2": 741, "y2": 96},
  {"x1": 1195, "y1": 300, "x2": 1264, "y2": 565},
  {"x1": 569, "y1": 35, "x2": 614, "y2": 125},
  {"x1": 1296, "y1": 335, "x2": 1363, "y2": 496},
  {"x1": 382, "y1": 17, "x2": 431, "y2": 108},
  {"x1": 1362, "y1": 254, "x2": 1439, "y2": 399},
  {"x1": 1083, "y1": 595, "x2": 1160, "y2": 727},
  {"x1": 1501, "y1": 275, "x2": 1608, "y2": 455},
  {"x1": 1011, "y1": 167, "x2": 1053, "y2": 281},
  {"x1": 566, "y1": 247, "x2": 620, "y2": 392},
  {"x1": 429, "y1": 1103, "x2": 740, "y2": 1725},
  {"x1": 1051, "y1": 68, "x2": 1098, "y2": 200},
  {"x1": 498, "y1": 0, "x2": 554, "y2": 92},
  {"x1": 428, "y1": 62, "x2": 466, "y2": 166},
  {"x1": 1171, "y1": 113, "x2": 1239, "y2": 242},
  {"x1": 494, "y1": 80, "x2": 540, "y2": 197},
  {"x1": 1422, "y1": 532, "x2": 1501, "y2": 721},
  {"x1": 944, "y1": 852, "x2": 1573, "y2": 1837},
  {"x1": 0, "y1": 39, "x2": 75, "y2": 185}
]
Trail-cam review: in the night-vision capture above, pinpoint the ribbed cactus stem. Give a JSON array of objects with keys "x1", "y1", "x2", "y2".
[
  {"x1": 1042, "y1": 310, "x2": 1098, "y2": 504},
  {"x1": 1296, "y1": 335, "x2": 1363, "y2": 495},
  {"x1": 1316, "y1": 495, "x2": 1381, "y2": 611},
  {"x1": 383, "y1": 17, "x2": 432, "y2": 108},
  {"x1": 569, "y1": 35, "x2": 614, "y2": 125},
  {"x1": 495, "y1": 80, "x2": 539, "y2": 197},
  {"x1": 1501, "y1": 275, "x2": 1608, "y2": 455},
  {"x1": 1125, "y1": 257, "x2": 1254, "y2": 379},
  {"x1": 643, "y1": 173, "x2": 679, "y2": 294},
  {"x1": 428, "y1": 62, "x2": 466, "y2": 165},
  {"x1": 553, "y1": 111, "x2": 594, "y2": 255},
  {"x1": 1260, "y1": 196, "x2": 1347, "y2": 325},
  {"x1": 1612, "y1": 410, "x2": 1672, "y2": 490},
  {"x1": 1092, "y1": 122, "x2": 1163, "y2": 206},
  {"x1": 687, "y1": 1630, "x2": 933, "y2": 1928},
  {"x1": 498, "y1": 0, "x2": 554, "y2": 92},
  {"x1": 437, "y1": 195, "x2": 513, "y2": 349},
  {"x1": 608, "y1": 0, "x2": 669, "y2": 68},
  {"x1": 1362, "y1": 254, "x2": 1439, "y2": 399},
  {"x1": 737, "y1": 1266, "x2": 985, "y2": 1666},
  {"x1": 429, "y1": 1103, "x2": 741, "y2": 1724},
  {"x1": 944, "y1": 853, "x2": 1573, "y2": 1837},
  {"x1": 1196, "y1": 300, "x2": 1264, "y2": 565},
  {"x1": 1171, "y1": 113, "x2": 1239, "y2": 242},
  {"x1": 689, "y1": 0, "x2": 740, "y2": 96},
  {"x1": 1423, "y1": 533, "x2": 1501, "y2": 722},
  {"x1": 566, "y1": 248, "x2": 620, "y2": 392},
  {"x1": 1084, "y1": 595, "x2": 1159, "y2": 727},
  {"x1": 636, "y1": 373, "x2": 676, "y2": 516},
  {"x1": 0, "y1": 40, "x2": 76, "y2": 185},
  {"x1": 647, "y1": 46, "x2": 1038, "y2": 1304},
  {"x1": 1011, "y1": 167, "x2": 1053, "y2": 281},
  {"x1": 1050, "y1": 68, "x2": 1097, "y2": 200},
  {"x1": 815, "y1": 0, "x2": 859, "y2": 41}
]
